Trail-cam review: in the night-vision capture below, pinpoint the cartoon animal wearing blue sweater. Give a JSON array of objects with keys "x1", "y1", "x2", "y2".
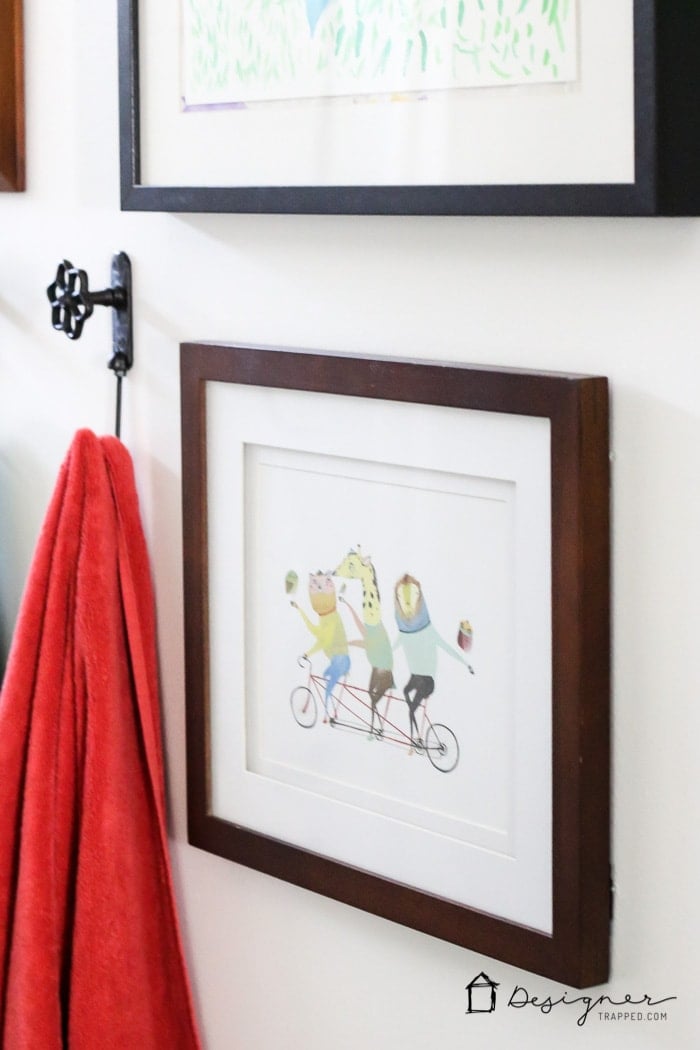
[{"x1": 393, "y1": 573, "x2": 474, "y2": 745}]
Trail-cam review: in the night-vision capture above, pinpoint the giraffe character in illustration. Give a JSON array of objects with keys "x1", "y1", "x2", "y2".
[{"x1": 334, "y1": 547, "x2": 394, "y2": 738}]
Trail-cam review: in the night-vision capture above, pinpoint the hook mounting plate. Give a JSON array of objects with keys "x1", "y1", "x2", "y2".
[{"x1": 109, "y1": 252, "x2": 133, "y2": 379}]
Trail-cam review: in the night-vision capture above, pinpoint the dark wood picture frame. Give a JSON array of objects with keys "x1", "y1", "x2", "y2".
[
  {"x1": 0, "y1": 0, "x2": 24, "y2": 192},
  {"x1": 120, "y1": 0, "x2": 699, "y2": 216},
  {"x1": 181, "y1": 342, "x2": 610, "y2": 987}
]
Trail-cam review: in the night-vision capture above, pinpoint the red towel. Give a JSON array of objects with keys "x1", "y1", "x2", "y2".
[{"x1": 0, "y1": 430, "x2": 202, "y2": 1048}]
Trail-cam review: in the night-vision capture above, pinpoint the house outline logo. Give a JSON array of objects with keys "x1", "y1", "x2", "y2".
[{"x1": 465, "y1": 971, "x2": 499, "y2": 1014}]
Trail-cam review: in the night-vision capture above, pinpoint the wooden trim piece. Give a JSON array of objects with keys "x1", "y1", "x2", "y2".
[{"x1": 0, "y1": 0, "x2": 25, "y2": 192}]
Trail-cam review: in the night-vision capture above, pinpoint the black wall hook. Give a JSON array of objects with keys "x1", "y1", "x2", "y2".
[{"x1": 47, "y1": 252, "x2": 134, "y2": 437}]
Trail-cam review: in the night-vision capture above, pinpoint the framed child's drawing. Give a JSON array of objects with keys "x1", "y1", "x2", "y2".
[
  {"x1": 120, "y1": 1, "x2": 700, "y2": 214},
  {"x1": 180, "y1": 342, "x2": 611, "y2": 986}
]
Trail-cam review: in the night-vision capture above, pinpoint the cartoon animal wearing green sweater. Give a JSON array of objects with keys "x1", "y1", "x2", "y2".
[
  {"x1": 334, "y1": 547, "x2": 394, "y2": 739},
  {"x1": 393, "y1": 573, "x2": 474, "y2": 745},
  {"x1": 291, "y1": 571, "x2": 350, "y2": 721}
]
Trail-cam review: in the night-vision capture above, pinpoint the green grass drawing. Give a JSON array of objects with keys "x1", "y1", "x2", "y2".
[{"x1": 184, "y1": 0, "x2": 576, "y2": 104}]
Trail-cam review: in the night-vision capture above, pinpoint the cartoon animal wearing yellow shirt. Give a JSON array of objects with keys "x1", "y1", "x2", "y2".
[{"x1": 291, "y1": 572, "x2": 350, "y2": 720}]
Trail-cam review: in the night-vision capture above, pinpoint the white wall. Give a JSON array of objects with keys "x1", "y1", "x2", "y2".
[{"x1": 1, "y1": 5, "x2": 698, "y2": 1047}]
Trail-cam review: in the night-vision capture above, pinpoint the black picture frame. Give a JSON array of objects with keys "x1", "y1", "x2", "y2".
[
  {"x1": 119, "y1": 1, "x2": 699, "y2": 216},
  {"x1": 181, "y1": 342, "x2": 610, "y2": 986}
]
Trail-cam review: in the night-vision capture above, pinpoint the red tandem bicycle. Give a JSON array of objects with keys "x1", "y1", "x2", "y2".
[{"x1": 289, "y1": 656, "x2": 460, "y2": 773}]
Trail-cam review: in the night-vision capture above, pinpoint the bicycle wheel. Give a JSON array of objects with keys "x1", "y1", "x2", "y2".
[
  {"x1": 290, "y1": 686, "x2": 317, "y2": 728},
  {"x1": 425, "y1": 723, "x2": 459, "y2": 773}
]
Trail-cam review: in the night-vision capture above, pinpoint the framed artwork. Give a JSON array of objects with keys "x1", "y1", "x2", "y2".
[
  {"x1": 0, "y1": 0, "x2": 24, "y2": 192},
  {"x1": 181, "y1": 342, "x2": 610, "y2": 986},
  {"x1": 119, "y1": 1, "x2": 699, "y2": 215}
]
